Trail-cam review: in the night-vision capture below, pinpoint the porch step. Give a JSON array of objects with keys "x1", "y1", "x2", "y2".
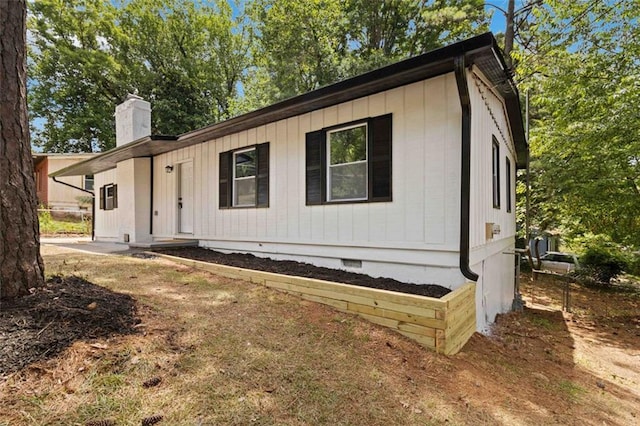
[{"x1": 128, "y1": 239, "x2": 199, "y2": 249}]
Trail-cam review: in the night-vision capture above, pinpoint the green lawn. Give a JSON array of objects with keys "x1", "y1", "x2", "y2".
[{"x1": 38, "y1": 210, "x2": 91, "y2": 235}]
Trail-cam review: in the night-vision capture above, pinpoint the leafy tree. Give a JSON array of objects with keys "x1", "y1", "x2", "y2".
[
  {"x1": 515, "y1": 0, "x2": 640, "y2": 247},
  {"x1": 29, "y1": 0, "x2": 248, "y2": 152},
  {"x1": 117, "y1": 0, "x2": 249, "y2": 133},
  {"x1": 345, "y1": 0, "x2": 489, "y2": 72},
  {"x1": 1, "y1": 0, "x2": 45, "y2": 299},
  {"x1": 246, "y1": 0, "x2": 490, "y2": 105},
  {"x1": 29, "y1": 0, "x2": 123, "y2": 152},
  {"x1": 246, "y1": 0, "x2": 350, "y2": 102}
]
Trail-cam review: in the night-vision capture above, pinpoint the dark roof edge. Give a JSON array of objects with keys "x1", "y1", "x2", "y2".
[
  {"x1": 179, "y1": 32, "x2": 500, "y2": 143},
  {"x1": 52, "y1": 32, "x2": 527, "y2": 176},
  {"x1": 49, "y1": 135, "x2": 177, "y2": 177}
]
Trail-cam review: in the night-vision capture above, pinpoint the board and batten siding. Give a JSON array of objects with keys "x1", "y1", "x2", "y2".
[
  {"x1": 152, "y1": 73, "x2": 468, "y2": 286},
  {"x1": 467, "y1": 68, "x2": 518, "y2": 331},
  {"x1": 94, "y1": 169, "x2": 118, "y2": 240}
]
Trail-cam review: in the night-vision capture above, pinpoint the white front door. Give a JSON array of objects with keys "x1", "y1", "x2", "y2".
[{"x1": 178, "y1": 161, "x2": 194, "y2": 234}]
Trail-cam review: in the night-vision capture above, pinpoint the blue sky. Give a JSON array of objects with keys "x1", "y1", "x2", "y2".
[{"x1": 487, "y1": 0, "x2": 512, "y2": 35}]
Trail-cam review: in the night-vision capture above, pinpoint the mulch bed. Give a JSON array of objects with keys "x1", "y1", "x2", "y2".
[
  {"x1": 0, "y1": 276, "x2": 138, "y2": 377},
  {"x1": 153, "y1": 247, "x2": 451, "y2": 298}
]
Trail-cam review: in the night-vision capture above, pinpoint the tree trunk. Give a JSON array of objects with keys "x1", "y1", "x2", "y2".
[
  {"x1": 0, "y1": 0, "x2": 45, "y2": 299},
  {"x1": 504, "y1": 0, "x2": 515, "y2": 70}
]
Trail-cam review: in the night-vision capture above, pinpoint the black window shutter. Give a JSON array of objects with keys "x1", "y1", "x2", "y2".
[
  {"x1": 99, "y1": 186, "x2": 105, "y2": 210},
  {"x1": 305, "y1": 130, "x2": 325, "y2": 205},
  {"x1": 112, "y1": 184, "x2": 118, "y2": 209},
  {"x1": 256, "y1": 142, "x2": 270, "y2": 207},
  {"x1": 368, "y1": 113, "x2": 392, "y2": 202},
  {"x1": 219, "y1": 151, "x2": 231, "y2": 208}
]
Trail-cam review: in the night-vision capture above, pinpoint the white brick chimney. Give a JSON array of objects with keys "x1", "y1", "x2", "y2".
[{"x1": 115, "y1": 93, "x2": 151, "y2": 147}]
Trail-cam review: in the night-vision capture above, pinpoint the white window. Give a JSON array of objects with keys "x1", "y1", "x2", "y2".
[
  {"x1": 327, "y1": 123, "x2": 368, "y2": 201},
  {"x1": 233, "y1": 148, "x2": 256, "y2": 206},
  {"x1": 105, "y1": 184, "x2": 115, "y2": 210},
  {"x1": 84, "y1": 175, "x2": 94, "y2": 191}
]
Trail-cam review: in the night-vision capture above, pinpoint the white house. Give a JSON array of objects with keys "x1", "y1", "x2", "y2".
[{"x1": 52, "y1": 33, "x2": 527, "y2": 331}]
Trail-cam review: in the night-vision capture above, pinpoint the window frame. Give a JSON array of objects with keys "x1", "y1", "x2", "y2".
[
  {"x1": 326, "y1": 122, "x2": 369, "y2": 202},
  {"x1": 84, "y1": 174, "x2": 94, "y2": 191},
  {"x1": 232, "y1": 147, "x2": 257, "y2": 207},
  {"x1": 305, "y1": 113, "x2": 392, "y2": 206},
  {"x1": 505, "y1": 157, "x2": 512, "y2": 213},
  {"x1": 99, "y1": 183, "x2": 117, "y2": 211},
  {"x1": 219, "y1": 142, "x2": 270, "y2": 209},
  {"x1": 492, "y1": 136, "x2": 501, "y2": 209}
]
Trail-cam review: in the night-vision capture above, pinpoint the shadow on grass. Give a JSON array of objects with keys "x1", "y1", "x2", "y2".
[{"x1": 0, "y1": 276, "x2": 139, "y2": 377}]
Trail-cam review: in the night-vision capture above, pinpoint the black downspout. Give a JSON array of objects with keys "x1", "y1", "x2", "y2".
[
  {"x1": 454, "y1": 55, "x2": 479, "y2": 282},
  {"x1": 51, "y1": 176, "x2": 95, "y2": 241}
]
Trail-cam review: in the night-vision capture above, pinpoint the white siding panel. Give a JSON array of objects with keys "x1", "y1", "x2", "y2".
[
  {"x1": 367, "y1": 202, "x2": 387, "y2": 243},
  {"x1": 444, "y1": 74, "x2": 462, "y2": 246},
  {"x1": 45, "y1": 157, "x2": 91, "y2": 209},
  {"x1": 403, "y1": 82, "x2": 426, "y2": 243},
  {"x1": 471, "y1": 237, "x2": 515, "y2": 331},
  {"x1": 323, "y1": 204, "x2": 339, "y2": 242},
  {"x1": 94, "y1": 169, "x2": 118, "y2": 240},
  {"x1": 151, "y1": 73, "x2": 464, "y2": 273},
  {"x1": 309, "y1": 110, "x2": 325, "y2": 241},
  {"x1": 468, "y1": 69, "x2": 517, "y2": 251},
  {"x1": 424, "y1": 77, "x2": 452, "y2": 245},
  {"x1": 298, "y1": 114, "x2": 312, "y2": 240},
  {"x1": 286, "y1": 117, "x2": 300, "y2": 239},
  {"x1": 265, "y1": 122, "x2": 279, "y2": 239},
  {"x1": 368, "y1": 92, "x2": 386, "y2": 117},
  {"x1": 194, "y1": 143, "x2": 203, "y2": 236},
  {"x1": 384, "y1": 86, "x2": 405, "y2": 242},
  {"x1": 352, "y1": 97, "x2": 368, "y2": 120},
  {"x1": 352, "y1": 203, "x2": 369, "y2": 242}
]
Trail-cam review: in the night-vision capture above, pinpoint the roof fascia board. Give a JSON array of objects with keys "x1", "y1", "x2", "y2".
[{"x1": 49, "y1": 135, "x2": 176, "y2": 177}]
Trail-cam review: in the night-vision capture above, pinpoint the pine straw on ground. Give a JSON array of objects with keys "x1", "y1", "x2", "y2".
[
  {"x1": 0, "y1": 247, "x2": 639, "y2": 425},
  {"x1": 0, "y1": 276, "x2": 138, "y2": 377}
]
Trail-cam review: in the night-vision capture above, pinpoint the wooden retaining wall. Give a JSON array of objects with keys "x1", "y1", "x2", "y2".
[{"x1": 155, "y1": 253, "x2": 476, "y2": 355}]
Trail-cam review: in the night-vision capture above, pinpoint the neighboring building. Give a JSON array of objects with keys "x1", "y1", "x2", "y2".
[
  {"x1": 52, "y1": 33, "x2": 527, "y2": 331},
  {"x1": 33, "y1": 153, "x2": 95, "y2": 210}
]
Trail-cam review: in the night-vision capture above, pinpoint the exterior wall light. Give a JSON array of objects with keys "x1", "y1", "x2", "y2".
[{"x1": 165, "y1": 165, "x2": 173, "y2": 173}]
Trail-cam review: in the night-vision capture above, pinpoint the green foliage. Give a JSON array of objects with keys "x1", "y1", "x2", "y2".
[
  {"x1": 39, "y1": 209, "x2": 91, "y2": 235},
  {"x1": 514, "y1": 1, "x2": 640, "y2": 247},
  {"x1": 29, "y1": 0, "x2": 122, "y2": 152},
  {"x1": 245, "y1": 0, "x2": 490, "y2": 105},
  {"x1": 29, "y1": 0, "x2": 248, "y2": 152},
  {"x1": 246, "y1": 0, "x2": 350, "y2": 102},
  {"x1": 575, "y1": 237, "x2": 628, "y2": 285},
  {"x1": 627, "y1": 253, "x2": 640, "y2": 277}
]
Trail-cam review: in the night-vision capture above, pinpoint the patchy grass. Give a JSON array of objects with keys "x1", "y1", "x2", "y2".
[
  {"x1": 39, "y1": 210, "x2": 90, "y2": 235},
  {"x1": 1, "y1": 246, "x2": 639, "y2": 425},
  {"x1": 557, "y1": 380, "x2": 586, "y2": 403}
]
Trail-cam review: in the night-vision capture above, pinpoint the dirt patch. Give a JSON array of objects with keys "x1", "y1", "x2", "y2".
[
  {"x1": 0, "y1": 276, "x2": 138, "y2": 377},
  {"x1": 154, "y1": 247, "x2": 451, "y2": 298}
]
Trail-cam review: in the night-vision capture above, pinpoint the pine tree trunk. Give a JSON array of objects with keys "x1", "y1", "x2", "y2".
[{"x1": 0, "y1": 0, "x2": 45, "y2": 299}]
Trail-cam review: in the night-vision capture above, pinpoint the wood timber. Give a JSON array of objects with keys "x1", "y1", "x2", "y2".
[{"x1": 155, "y1": 253, "x2": 476, "y2": 355}]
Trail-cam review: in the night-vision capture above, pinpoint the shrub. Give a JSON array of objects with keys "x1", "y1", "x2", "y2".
[
  {"x1": 626, "y1": 252, "x2": 640, "y2": 277},
  {"x1": 579, "y1": 245, "x2": 627, "y2": 285}
]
